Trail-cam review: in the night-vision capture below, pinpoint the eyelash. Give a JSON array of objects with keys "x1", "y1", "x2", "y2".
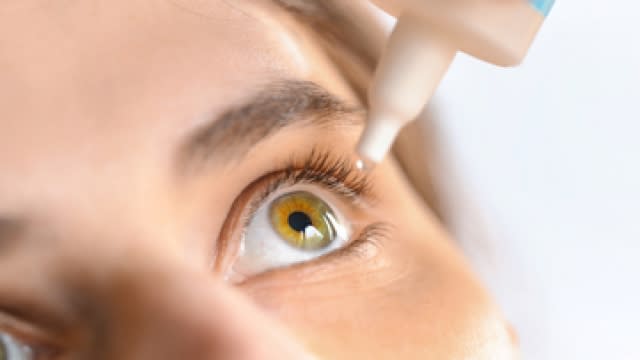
[
  {"x1": 242, "y1": 148, "x2": 374, "y2": 230},
  {"x1": 261, "y1": 148, "x2": 371, "y2": 198}
]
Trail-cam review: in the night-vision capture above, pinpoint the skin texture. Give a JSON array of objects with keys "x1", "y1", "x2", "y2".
[{"x1": 0, "y1": 0, "x2": 518, "y2": 359}]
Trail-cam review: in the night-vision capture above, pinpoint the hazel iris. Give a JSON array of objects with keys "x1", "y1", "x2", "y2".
[{"x1": 269, "y1": 191, "x2": 337, "y2": 250}]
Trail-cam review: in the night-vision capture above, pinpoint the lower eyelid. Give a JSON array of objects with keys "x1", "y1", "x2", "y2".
[
  {"x1": 235, "y1": 221, "x2": 392, "y2": 286},
  {"x1": 318, "y1": 222, "x2": 391, "y2": 263}
]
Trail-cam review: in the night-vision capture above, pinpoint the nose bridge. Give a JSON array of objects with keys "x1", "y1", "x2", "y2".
[
  {"x1": 68, "y1": 253, "x2": 215, "y2": 359},
  {"x1": 97, "y1": 263, "x2": 220, "y2": 359},
  {"x1": 75, "y1": 258, "x2": 303, "y2": 360}
]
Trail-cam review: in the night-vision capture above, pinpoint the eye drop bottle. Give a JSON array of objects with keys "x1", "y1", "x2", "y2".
[{"x1": 356, "y1": 0, "x2": 554, "y2": 169}]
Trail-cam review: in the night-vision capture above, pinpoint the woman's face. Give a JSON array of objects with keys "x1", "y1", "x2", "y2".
[{"x1": 0, "y1": 0, "x2": 516, "y2": 358}]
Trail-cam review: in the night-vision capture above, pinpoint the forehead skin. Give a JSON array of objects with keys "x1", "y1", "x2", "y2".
[{"x1": 0, "y1": 0, "x2": 354, "y2": 216}]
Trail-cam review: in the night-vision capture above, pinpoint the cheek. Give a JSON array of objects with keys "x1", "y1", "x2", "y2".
[
  {"x1": 241, "y1": 222, "x2": 517, "y2": 359},
  {"x1": 241, "y1": 159, "x2": 517, "y2": 359},
  {"x1": 384, "y1": 224, "x2": 518, "y2": 360}
]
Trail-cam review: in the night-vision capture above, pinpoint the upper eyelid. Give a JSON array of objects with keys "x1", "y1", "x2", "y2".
[
  {"x1": 252, "y1": 149, "x2": 376, "y2": 206},
  {"x1": 243, "y1": 155, "x2": 375, "y2": 230}
]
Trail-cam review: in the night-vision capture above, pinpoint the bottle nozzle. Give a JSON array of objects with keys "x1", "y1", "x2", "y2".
[
  {"x1": 354, "y1": 14, "x2": 456, "y2": 171},
  {"x1": 355, "y1": 156, "x2": 375, "y2": 172},
  {"x1": 355, "y1": 113, "x2": 403, "y2": 172}
]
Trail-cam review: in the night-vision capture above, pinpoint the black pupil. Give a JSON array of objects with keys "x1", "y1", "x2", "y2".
[{"x1": 288, "y1": 211, "x2": 313, "y2": 232}]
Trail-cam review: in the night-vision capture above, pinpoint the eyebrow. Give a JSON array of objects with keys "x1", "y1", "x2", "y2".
[{"x1": 178, "y1": 80, "x2": 364, "y2": 172}]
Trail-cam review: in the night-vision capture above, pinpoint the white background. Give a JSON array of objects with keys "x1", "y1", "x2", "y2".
[{"x1": 428, "y1": 0, "x2": 640, "y2": 359}]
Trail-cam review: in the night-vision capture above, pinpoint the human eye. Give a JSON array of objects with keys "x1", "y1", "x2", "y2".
[{"x1": 215, "y1": 149, "x2": 386, "y2": 283}]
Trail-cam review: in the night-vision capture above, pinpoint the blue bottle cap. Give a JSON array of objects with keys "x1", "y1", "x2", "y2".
[{"x1": 529, "y1": 0, "x2": 555, "y2": 17}]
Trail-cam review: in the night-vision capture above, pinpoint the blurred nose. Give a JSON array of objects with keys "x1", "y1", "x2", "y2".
[{"x1": 81, "y1": 260, "x2": 310, "y2": 360}]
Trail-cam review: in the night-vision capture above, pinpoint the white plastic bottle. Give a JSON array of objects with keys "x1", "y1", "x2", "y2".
[{"x1": 356, "y1": 0, "x2": 555, "y2": 169}]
